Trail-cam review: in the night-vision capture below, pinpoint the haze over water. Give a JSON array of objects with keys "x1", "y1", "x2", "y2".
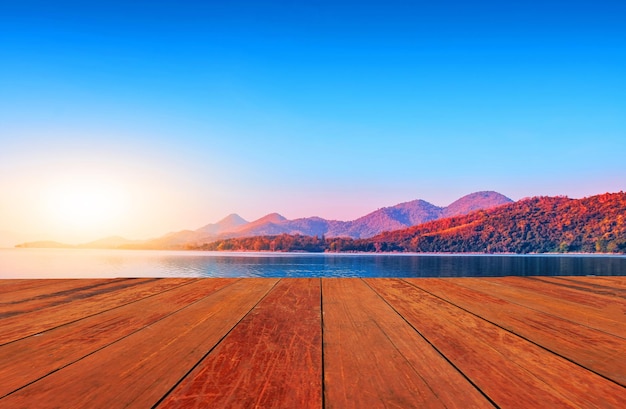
[{"x1": 1, "y1": 248, "x2": 624, "y2": 279}]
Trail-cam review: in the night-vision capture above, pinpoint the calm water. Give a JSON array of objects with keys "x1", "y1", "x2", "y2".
[{"x1": 1, "y1": 248, "x2": 625, "y2": 278}]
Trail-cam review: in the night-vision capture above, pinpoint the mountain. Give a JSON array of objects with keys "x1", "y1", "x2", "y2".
[
  {"x1": 201, "y1": 191, "x2": 511, "y2": 241},
  {"x1": 196, "y1": 213, "x2": 249, "y2": 236},
  {"x1": 367, "y1": 192, "x2": 626, "y2": 254},
  {"x1": 329, "y1": 199, "x2": 445, "y2": 238},
  {"x1": 15, "y1": 236, "x2": 139, "y2": 250},
  {"x1": 125, "y1": 229, "x2": 200, "y2": 250},
  {"x1": 15, "y1": 191, "x2": 514, "y2": 250},
  {"x1": 197, "y1": 192, "x2": 626, "y2": 254},
  {"x1": 15, "y1": 240, "x2": 74, "y2": 249},
  {"x1": 269, "y1": 216, "x2": 337, "y2": 237},
  {"x1": 144, "y1": 191, "x2": 511, "y2": 248},
  {"x1": 78, "y1": 236, "x2": 140, "y2": 249},
  {"x1": 16, "y1": 192, "x2": 626, "y2": 254},
  {"x1": 221, "y1": 213, "x2": 289, "y2": 237},
  {"x1": 442, "y1": 191, "x2": 513, "y2": 218}
]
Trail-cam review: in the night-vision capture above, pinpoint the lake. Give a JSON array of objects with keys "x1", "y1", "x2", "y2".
[{"x1": 1, "y1": 248, "x2": 625, "y2": 278}]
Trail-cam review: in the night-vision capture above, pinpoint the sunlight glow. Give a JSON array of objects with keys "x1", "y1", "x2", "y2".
[{"x1": 43, "y1": 176, "x2": 129, "y2": 236}]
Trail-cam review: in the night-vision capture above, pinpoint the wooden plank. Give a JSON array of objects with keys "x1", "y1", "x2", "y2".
[
  {"x1": 0, "y1": 278, "x2": 193, "y2": 345},
  {"x1": 2, "y1": 277, "x2": 624, "y2": 408},
  {"x1": 323, "y1": 279, "x2": 492, "y2": 409},
  {"x1": 357, "y1": 279, "x2": 496, "y2": 409},
  {"x1": 0, "y1": 279, "x2": 114, "y2": 303},
  {"x1": 493, "y1": 276, "x2": 625, "y2": 310},
  {"x1": 368, "y1": 278, "x2": 626, "y2": 408},
  {"x1": 410, "y1": 278, "x2": 626, "y2": 386},
  {"x1": 0, "y1": 278, "x2": 278, "y2": 409},
  {"x1": 455, "y1": 278, "x2": 626, "y2": 338},
  {"x1": 574, "y1": 276, "x2": 626, "y2": 289},
  {"x1": 0, "y1": 278, "x2": 237, "y2": 398},
  {"x1": 157, "y1": 278, "x2": 323, "y2": 409},
  {"x1": 534, "y1": 276, "x2": 626, "y2": 299},
  {"x1": 0, "y1": 278, "x2": 135, "y2": 318},
  {"x1": 0, "y1": 279, "x2": 86, "y2": 295}
]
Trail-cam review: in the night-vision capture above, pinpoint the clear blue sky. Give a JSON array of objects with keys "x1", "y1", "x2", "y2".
[{"x1": 1, "y1": 1, "x2": 625, "y2": 243}]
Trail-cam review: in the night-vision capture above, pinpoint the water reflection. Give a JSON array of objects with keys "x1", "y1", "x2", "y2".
[{"x1": 1, "y1": 249, "x2": 624, "y2": 278}]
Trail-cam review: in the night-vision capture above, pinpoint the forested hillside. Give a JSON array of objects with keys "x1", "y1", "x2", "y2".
[
  {"x1": 368, "y1": 192, "x2": 626, "y2": 253},
  {"x1": 193, "y1": 192, "x2": 626, "y2": 254}
]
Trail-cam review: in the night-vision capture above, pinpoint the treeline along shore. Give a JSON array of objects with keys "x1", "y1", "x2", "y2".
[
  {"x1": 184, "y1": 193, "x2": 626, "y2": 254},
  {"x1": 17, "y1": 192, "x2": 626, "y2": 254}
]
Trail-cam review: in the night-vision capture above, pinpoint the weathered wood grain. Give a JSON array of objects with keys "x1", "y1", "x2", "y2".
[
  {"x1": 454, "y1": 277, "x2": 626, "y2": 339},
  {"x1": 0, "y1": 278, "x2": 192, "y2": 345},
  {"x1": 501, "y1": 276, "x2": 626, "y2": 309},
  {"x1": 323, "y1": 279, "x2": 493, "y2": 409},
  {"x1": 410, "y1": 278, "x2": 626, "y2": 386},
  {"x1": 368, "y1": 278, "x2": 626, "y2": 408},
  {"x1": 0, "y1": 277, "x2": 624, "y2": 409},
  {"x1": 0, "y1": 279, "x2": 278, "y2": 409},
  {"x1": 575, "y1": 276, "x2": 626, "y2": 289},
  {"x1": 0, "y1": 279, "x2": 94, "y2": 295},
  {"x1": 157, "y1": 278, "x2": 323, "y2": 409},
  {"x1": 0, "y1": 278, "x2": 236, "y2": 398},
  {"x1": 0, "y1": 278, "x2": 141, "y2": 318},
  {"x1": 533, "y1": 276, "x2": 626, "y2": 299}
]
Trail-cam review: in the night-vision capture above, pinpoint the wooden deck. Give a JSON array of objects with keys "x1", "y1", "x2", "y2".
[{"x1": 1, "y1": 276, "x2": 625, "y2": 408}]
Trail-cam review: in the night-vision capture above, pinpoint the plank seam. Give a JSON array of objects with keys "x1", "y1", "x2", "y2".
[
  {"x1": 530, "y1": 276, "x2": 626, "y2": 299},
  {"x1": 359, "y1": 279, "x2": 445, "y2": 401},
  {"x1": 0, "y1": 277, "x2": 131, "y2": 306},
  {"x1": 149, "y1": 278, "x2": 281, "y2": 409},
  {"x1": 452, "y1": 279, "x2": 626, "y2": 341},
  {"x1": 363, "y1": 278, "x2": 502, "y2": 409},
  {"x1": 409, "y1": 279, "x2": 626, "y2": 390},
  {"x1": 0, "y1": 278, "x2": 201, "y2": 347},
  {"x1": 0, "y1": 278, "x2": 235, "y2": 400},
  {"x1": 0, "y1": 278, "x2": 157, "y2": 320}
]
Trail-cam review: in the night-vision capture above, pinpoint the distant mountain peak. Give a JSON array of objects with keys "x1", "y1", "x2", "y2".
[
  {"x1": 443, "y1": 191, "x2": 513, "y2": 218},
  {"x1": 216, "y1": 213, "x2": 248, "y2": 225},
  {"x1": 169, "y1": 192, "x2": 514, "y2": 245},
  {"x1": 196, "y1": 213, "x2": 249, "y2": 235},
  {"x1": 371, "y1": 192, "x2": 626, "y2": 254},
  {"x1": 80, "y1": 236, "x2": 136, "y2": 248},
  {"x1": 394, "y1": 198, "x2": 433, "y2": 207},
  {"x1": 254, "y1": 213, "x2": 287, "y2": 223}
]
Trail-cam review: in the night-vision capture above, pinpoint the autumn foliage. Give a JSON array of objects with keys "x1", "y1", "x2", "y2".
[
  {"x1": 195, "y1": 192, "x2": 626, "y2": 254},
  {"x1": 367, "y1": 192, "x2": 626, "y2": 253}
]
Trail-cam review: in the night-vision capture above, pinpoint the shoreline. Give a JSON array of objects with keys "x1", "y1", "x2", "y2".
[{"x1": 6, "y1": 246, "x2": 626, "y2": 256}]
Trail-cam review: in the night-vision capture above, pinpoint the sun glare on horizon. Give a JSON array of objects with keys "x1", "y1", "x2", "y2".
[{"x1": 43, "y1": 176, "x2": 130, "y2": 240}]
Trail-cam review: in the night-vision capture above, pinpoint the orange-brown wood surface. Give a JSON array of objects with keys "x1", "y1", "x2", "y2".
[
  {"x1": 367, "y1": 278, "x2": 626, "y2": 408},
  {"x1": 0, "y1": 279, "x2": 128, "y2": 320},
  {"x1": 500, "y1": 276, "x2": 626, "y2": 310},
  {"x1": 323, "y1": 279, "x2": 493, "y2": 409},
  {"x1": 535, "y1": 277, "x2": 626, "y2": 301},
  {"x1": 0, "y1": 279, "x2": 277, "y2": 408},
  {"x1": 0, "y1": 278, "x2": 193, "y2": 345},
  {"x1": 0, "y1": 276, "x2": 625, "y2": 408},
  {"x1": 159, "y1": 278, "x2": 322, "y2": 409},
  {"x1": 0, "y1": 278, "x2": 236, "y2": 397},
  {"x1": 455, "y1": 277, "x2": 626, "y2": 338},
  {"x1": 0, "y1": 279, "x2": 62, "y2": 294},
  {"x1": 580, "y1": 275, "x2": 626, "y2": 289},
  {"x1": 410, "y1": 278, "x2": 626, "y2": 386},
  {"x1": 0, "y1": 279, "x2": 111, "y2": 302}
]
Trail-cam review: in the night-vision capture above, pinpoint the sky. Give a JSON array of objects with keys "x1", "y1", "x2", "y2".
[{"x1": 1, "y1": 0, "x2": 625, "y2": 245}]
